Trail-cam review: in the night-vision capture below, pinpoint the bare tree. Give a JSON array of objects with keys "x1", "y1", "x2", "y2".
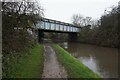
[
  {"x1": 71, "y1": 14, "x2": 84, "y2": 27},
  {"x1": 83, "y1": 17, "x2": 92, "y2": 26},
  {"x1": 71, "y1": 14, "x2": 92, "y2": 27}
]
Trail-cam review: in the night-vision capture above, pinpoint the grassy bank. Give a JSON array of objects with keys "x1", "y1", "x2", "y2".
[
  {"x1": 4, "y1": 44, "x2": 44, "y2": 78},
  {"x1": 52, "y1": 44, "x2": 101, "y2": 79}
]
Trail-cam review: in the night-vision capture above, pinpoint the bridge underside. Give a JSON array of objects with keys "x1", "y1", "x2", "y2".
[
  {"x1": 38, "y1": 29, "x2": 78, "y2": 42},
  {"x1": 36, "y1": 18, "x2": 81, "y2": 42},
  {"x1": 38, "y1": 29, "x2": 77, "y2": 33}
]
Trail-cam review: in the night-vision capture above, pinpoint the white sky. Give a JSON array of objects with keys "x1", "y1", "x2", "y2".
[{"x1": 37, "y1": 0, "x2": 119, "y2": 23}]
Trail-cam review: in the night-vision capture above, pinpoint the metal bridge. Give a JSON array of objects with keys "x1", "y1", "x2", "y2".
[
  {"x1": 35, "y1": 18, "x2": 81, "y2": 42},
  {"x1": 36, "y1": 18, "x2": 81, "y2": 33}
]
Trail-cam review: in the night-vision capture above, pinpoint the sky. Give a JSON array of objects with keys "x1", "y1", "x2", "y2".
[{"x1": 37, "y1": 0, "x2": 119, "y2": 23}]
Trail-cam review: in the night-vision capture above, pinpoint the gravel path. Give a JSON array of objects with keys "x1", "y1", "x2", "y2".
[{"x1": 42, "y1": 44, "x2": 67, "y2": 78}]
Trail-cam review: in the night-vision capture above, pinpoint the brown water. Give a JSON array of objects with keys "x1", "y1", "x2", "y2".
[{"x1": 60, "y1": 42, "x2": 118, "y2": 78}]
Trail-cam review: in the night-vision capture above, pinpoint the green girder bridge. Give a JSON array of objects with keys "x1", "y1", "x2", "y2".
[{"x1": 36, "y1": 18, "x2": 81, "y2": 42}]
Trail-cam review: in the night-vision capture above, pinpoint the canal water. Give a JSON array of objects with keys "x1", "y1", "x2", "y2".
[{"x1": 60, "y1": 42, "x2": 118, "y2": 78}]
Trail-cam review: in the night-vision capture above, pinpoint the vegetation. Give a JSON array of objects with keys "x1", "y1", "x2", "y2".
[
  {"x1": 72, "y1": 2, "x2": 119, "y2": 48},
  {"x1": 52, "y1": 44, "x2": 101, "y2": 79},
  {"x1": 3, "y1": 44, "x2": 44, "y2": 78},
  {"x1": 2, "y1": 1, "x2": 44, "y2": 78},
  {"x1": 2, "y1": 1, "x2": 43, "y2": 53}
]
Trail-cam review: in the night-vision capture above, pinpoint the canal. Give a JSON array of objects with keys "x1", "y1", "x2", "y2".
[{"x1": 60, "y1": 42, "x2": 118, "y2": 78}]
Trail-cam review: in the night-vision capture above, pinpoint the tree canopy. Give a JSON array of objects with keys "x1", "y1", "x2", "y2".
[{"x1": 72, "y1": 2, "x2": 119, "y2": 48}]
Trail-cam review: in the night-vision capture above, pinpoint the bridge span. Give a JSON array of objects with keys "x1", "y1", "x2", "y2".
[
  {"x1": 35, "y1": 18, "x2": 81, "y2": 42},
  {"x1": 36, "y1": 18, "x2": 81, "y2": 33}
]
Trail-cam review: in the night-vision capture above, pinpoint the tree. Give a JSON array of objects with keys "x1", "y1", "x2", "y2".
[
  {"x1": 83, "y1": 17, "x2": 92, "y2": 26},
  {"x1": 71, "y1": 14, "x2": 84, "y2": 26},
  {"x1": 71, "y1": 2, "x2": 119, "y2": 48},
  {"x1": 2, "y1": 0, "x2": 44, "y2": 51},
  {"x1": 71, "y1": 14, "x2": 92, "y2": 27}
]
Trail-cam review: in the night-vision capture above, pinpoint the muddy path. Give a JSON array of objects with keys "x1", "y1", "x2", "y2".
[{"x1": 42, "y1": 44, "x2": 67, "y2": 78}]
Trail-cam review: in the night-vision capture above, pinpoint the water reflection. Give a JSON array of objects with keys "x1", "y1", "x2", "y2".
[
  {"x1": 63, "y1": 42, "x2": 68, "y2": 49},
  {"x1": 78, "y1": 56, "x2": 104, "y2": 77},
  {"x1": 60, "y1": 42, "x2": 118, "y2": 78}
]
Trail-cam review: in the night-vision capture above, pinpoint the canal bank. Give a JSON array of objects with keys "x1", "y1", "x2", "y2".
[{"x1": 52, "y1": 44, "x2": 100, "y2": 78}]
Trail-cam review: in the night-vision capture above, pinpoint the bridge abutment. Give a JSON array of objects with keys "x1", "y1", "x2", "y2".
[
  {"x1": 38, "y1": 29, "x2": 44, "y2": 42},
  {"x1": 68, "y1": 33, "x2": 78, "y2": 42}
]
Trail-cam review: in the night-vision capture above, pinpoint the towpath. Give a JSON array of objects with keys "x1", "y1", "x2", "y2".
[{"x1": 42, "y1": 44, "x2": 67, "y2": 78}]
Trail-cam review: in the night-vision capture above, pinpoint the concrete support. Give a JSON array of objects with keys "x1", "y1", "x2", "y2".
[
  {"x1": 38, "y1": 29, "x2": 44, "y2": 42},
  {"x1": 68, "y1": 33, "x2": 78, "y2": 42}
]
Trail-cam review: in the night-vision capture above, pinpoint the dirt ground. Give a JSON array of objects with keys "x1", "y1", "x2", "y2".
[{"x1": 42, "y1": 44, "x2": 67, "y2": 78}]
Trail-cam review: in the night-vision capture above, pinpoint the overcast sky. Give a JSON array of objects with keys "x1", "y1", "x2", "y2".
[{"x1": 37, "y1": 0, "x2": 119, "y2": 23}]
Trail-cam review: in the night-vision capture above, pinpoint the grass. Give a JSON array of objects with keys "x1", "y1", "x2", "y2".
[
  {"x1": 52, "y1": 44, "x2": 101, "y2": 79},
  {"x1": 6, "y1": 44, "x2": 44, "y2": 78}
]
